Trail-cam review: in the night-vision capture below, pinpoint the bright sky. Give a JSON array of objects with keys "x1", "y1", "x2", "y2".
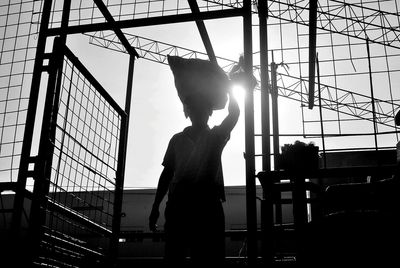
[
  {"x1": 67, "y1": 18, "x2": 252, "y2": 189},
  {"x1": 1, "y1": 2, "x2": 399, "y2": 189},
  {"x1": 65, "y1": 13, "x2": 399, "y2": 189}
]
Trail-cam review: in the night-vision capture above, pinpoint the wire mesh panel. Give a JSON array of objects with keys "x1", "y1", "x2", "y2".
[
  {"x1": 83, "y1": 0, "x2": 400, "y2": 153},
  {"x1": 263, "y1": 0, "x2": 400, "y2": 152},
  {"x1": 44, "y1": 0, "x2": 239, "y2": 28},
  {"x1": 0, "y1": 0, "x2": 41, "y2": 184},
  {"x1": 36, "y1": 45, "x2": 126, "y2": 267}
]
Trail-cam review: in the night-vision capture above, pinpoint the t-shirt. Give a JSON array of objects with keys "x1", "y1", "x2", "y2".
[
  {"x1": 162, "y1": 125, "x2": 230, "y2": 202},
  {"x1": 397, "y1": 141, "x2": 400, "y2": 164}
]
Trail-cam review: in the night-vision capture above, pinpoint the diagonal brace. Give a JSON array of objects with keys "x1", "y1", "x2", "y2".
[
  {"x1": 188, "y1": 0, "x2": 217, "y2": 63},
  {"x1": 93, "y1": 0, "x2": 139, "y2": 58}
]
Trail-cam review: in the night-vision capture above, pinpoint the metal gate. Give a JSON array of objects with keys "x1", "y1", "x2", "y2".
[
  {"x1": 28, "y1": 38, "x2": 128, "y2": 267},
  {"x1": 0, "y1": 0, "x2": 135, "y2": 266}
]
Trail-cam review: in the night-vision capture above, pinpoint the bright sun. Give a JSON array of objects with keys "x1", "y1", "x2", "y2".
[{"x1": 231, "y1": 84, "x2": 246, "y2": 103}]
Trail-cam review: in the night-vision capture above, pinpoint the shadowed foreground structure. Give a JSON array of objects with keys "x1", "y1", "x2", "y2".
[{"x1": 1, "y1": 0, "x2": 400, "y2": 267}]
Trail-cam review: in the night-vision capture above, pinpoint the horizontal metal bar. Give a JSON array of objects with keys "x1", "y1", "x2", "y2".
[
  {"x1": 118, "y1": 228, "x2": 299, "y2": 243},
  {"x1": 254, "y1": 130, "x2": 400, "y2": 137},
  {"x1": 257, "y1": 165, "x2": 398, "y2": 182},
  {"x1": 267, "y1": 181, "x2": 323, "y2": 193},
  {"x1": 46, "y1": 9, "x2": 243, "y2": 36},
  {"x1": 119, "y1": 229, "x2": 266, "y2": 240}
]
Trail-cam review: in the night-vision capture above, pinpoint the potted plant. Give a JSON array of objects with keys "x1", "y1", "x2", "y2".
[{"x1": 278, "y1": 140, "x2": 320, "y2": 171}]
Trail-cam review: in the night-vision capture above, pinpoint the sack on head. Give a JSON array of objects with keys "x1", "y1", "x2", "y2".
[{"x1": 167, "y1": 55, "x2": 230, "y2": 110}]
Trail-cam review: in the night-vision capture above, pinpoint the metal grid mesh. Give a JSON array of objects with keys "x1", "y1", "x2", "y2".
[
  {"x1": 0, "y1": 0, "x2": 40, "y2": 183},
  {"x1": 39, "y1": 49, "x2": 123, "y2": 263},
  {"x1": 49, "y1": 51, "x2": 121, "y2": 230},
  {"x1": 44, "y1": 0, "x2": 238, "y2": 28},
  {"x1": 84, "y1": 0, "x2": 400, "y2": 144},
  {"x1": 264, "y1": 0, "x2": 400, "y2": 135}
]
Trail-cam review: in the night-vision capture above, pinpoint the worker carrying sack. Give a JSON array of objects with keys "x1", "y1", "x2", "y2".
[{"x1": 167, "y1": 55, "x2": 230, "y2": 110}]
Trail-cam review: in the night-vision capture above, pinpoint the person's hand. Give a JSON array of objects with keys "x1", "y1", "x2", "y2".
[
  {"x1": 149, "y1": 206, "x2": 160, "y2": 232},
  {"x1": 249, "y1": 74, "x2": 258, "y2": 89}
]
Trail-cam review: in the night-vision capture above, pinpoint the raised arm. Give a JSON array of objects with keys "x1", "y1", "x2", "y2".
[
  {"x1": 221, "y1": 57, "x2": 257, "y2": 135},
  {"x1": 219, "y1": 90, "x2": 240, "y2": 136}
]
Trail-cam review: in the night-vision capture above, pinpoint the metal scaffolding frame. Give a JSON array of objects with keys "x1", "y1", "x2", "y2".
[
  {"x1": 1, "y1": 0, "x2": 136, "y2": 266},
  {"x1": 86, "y1": 31, "x2": 400, "y2": 140},
  {"x1": 1, "y1": 0, "x2": 400, "y2": 266}
]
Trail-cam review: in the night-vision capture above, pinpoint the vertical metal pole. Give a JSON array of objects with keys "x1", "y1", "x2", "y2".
[
  {"x1": 125, "y1": 55, "x2": 135, "y2": 130},
  {"x1": 270, "y1": 53, "x2": 282, "y2": 224},
  {"x1": 271, "y1": 53, "x2": 280, "y2": 170},
  {"x1": 28, "y1": 0, "x2": 71, "y2": 263},
  {"x1": 366, "y1": 39, "x2": 379, "y2": 154},
  {"x1": 316, "y1": 54, "x2": 326, "y2": 168},
  {"x1": 111, "y1": 53, "x2": 135, "y2": 264},
  {"x1": 292, "y1": 173, "x2": 308, "y2": 265},
  {"x1": 308, "y1": 0, "x2": 318, "y2": 109},
  {"x1": 243, "y1": 0, "x2": 257, "y2": 266},
  {"x1": 259, "y1": 0, "x2": 271, "y2": 173},
  {"x1": 258, "y1": 1, "x2": 274, "y2": 265},
  {"x1": 92, "y1": 1, "x2": 138, "y2": 264},
  {"x1": 11, "y1": 0, "x2": 53, "y2": 236},
  {"x1": 29, "y1": 35, "x2": 65, "y2": 265}
]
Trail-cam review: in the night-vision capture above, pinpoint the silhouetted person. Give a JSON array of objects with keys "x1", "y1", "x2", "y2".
[
  {"x1": 396, "y1": 110, "x2": 400, "y2": 167},
  {"x1": 149, "y1": 92, "x2": 239, "y2": 267},
  {"x1": 149, "y1": 57, "x2": 243, "y2": 268}
]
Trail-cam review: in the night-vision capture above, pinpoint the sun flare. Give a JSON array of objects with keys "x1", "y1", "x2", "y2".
[{"x1": 231, "y1": 84, "x2": 246, "y2": 103}]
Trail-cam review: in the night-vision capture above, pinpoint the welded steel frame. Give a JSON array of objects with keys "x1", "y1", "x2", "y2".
[
  {"x1": 12, "y1": 1, "x2": 72, "y2": 264},
  {"x1": 73, "y1": 1, "x2": 400, "y2": 266},
  {"x1": 212, "y1": 0, "x2": 400, "y2": 49},
  {"x1": 9, "y1": 2, "x2": 62, "y2": 265},
  {"x1": 84, "y1": 31, "x2": 400, "y2": 132},
  {"x1": 258, "y1": 1, "x2": 273, "y2": 265},
  {"x1": 11, "y1": 0, "x2": 134, "y2": 266},
  {"x1": 34, "y1": 2, "x2": 400, "y2": 135},
  {"x1": 11, "y1": 0, "x2": 54, "y2": 237},
  {"x1": 8, "y1": 0, "x2": 400, "y2": 266},
  {"x1": 242, "y1": 1, "x2": 257, "y2": 265},
  {"x1": 28, "y1": 35, "x2": 67, "y2": 266},
  {"x1": 10, "y1": 0, "x2": 260, "y2": 266}
]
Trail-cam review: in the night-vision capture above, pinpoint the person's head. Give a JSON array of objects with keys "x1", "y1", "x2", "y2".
[{"x1": 183, "y1": 95, "x2": 212, "y2": 127}]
